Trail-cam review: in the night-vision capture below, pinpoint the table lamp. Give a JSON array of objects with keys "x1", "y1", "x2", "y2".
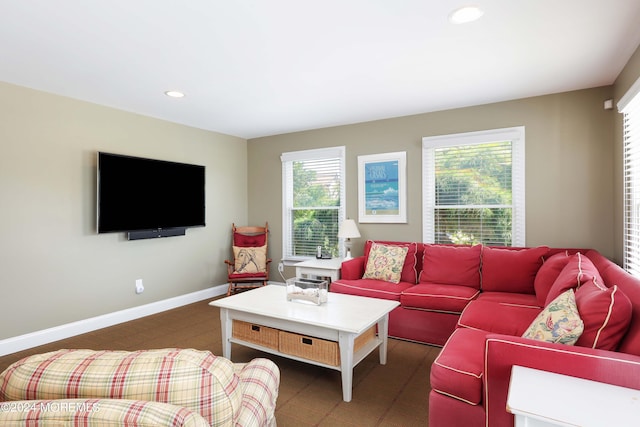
[{"x1": 338, "y1": 219, "x2": 361, "y2": 260}]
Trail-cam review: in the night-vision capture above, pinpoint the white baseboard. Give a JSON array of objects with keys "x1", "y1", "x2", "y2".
[{"x1": 0, "y1": 284, "x2": 229, "y2": 357}]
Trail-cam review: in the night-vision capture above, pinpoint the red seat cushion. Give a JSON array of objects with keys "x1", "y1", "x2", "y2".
[
  {"x1": 534, "y1": 251, "x2": 572, "y2": 306},
  {"x1": 545, "y1": 252, "x2": 604, "y2": 306},
  {"x1": 431, "y1": 328, "x2": 488, "y2": 405},
  {"x1": 419, "y1": 244, "x2": 482, "y2": 289},
  {"x1": 401, "y1": 284, "x2": 479, "y2": 313},
  {"x1": 481, "y1": 246, "x2": 549, "y2": 294},
  {"x1": 475, "y1": 292, "x2": 540, "y2": 307},
  {"x1": 575, "y1": 279, "x2": 632, "y2": 350},
  {"x1": 228, "y1": 272, "x2": 267, "y2": 280},
  {"x1": 458, "y1": 300, "x2": 541, "y2": 336},
  {"x1": 330, "y1": 279, "x2": 413, "y2": 301}
]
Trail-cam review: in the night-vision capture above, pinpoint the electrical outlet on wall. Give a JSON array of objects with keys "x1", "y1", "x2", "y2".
[
  {"x1": 278, "y1": 261, "x2": 284, "y2": 273},
  {"x1": 135, "y1": 279, "x2": 144, "y2": 294}
]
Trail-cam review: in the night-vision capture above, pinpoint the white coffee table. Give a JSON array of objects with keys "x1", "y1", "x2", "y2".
[{"x1": 209, "y1": 285, "x2": 399, "y2": 402}]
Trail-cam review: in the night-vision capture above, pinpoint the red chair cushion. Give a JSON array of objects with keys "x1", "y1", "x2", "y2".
[
  {"x1": 419, "y1": 244, "x2": 482, "y2": 289},
  {"x1": 228, "y1": 272, "x2": 267, "y2": 280},
  {"x1": 234, "y1": 231, "x2": 266, "y2": 247}
]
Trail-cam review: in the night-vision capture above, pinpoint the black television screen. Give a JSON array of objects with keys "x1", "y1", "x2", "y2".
[{"x1": 97, "y1": 152, "x2": 205, "y2": 237}]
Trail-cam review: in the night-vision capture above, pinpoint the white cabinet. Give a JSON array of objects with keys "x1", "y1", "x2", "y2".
[
  {"x1": 507, "y1": 365, "x2": 640, "y2": 427},
  {"x1": 295, "y1": 258, "x2": 343, "y2": 283}
]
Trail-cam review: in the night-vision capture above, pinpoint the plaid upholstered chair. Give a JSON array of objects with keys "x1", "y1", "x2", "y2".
[
  {"x1": 0, "y1": 348, "x2": 280, "y2": 427},
  {"x1": 225, "y1": 222, "x2": 271, "y2": 295}
]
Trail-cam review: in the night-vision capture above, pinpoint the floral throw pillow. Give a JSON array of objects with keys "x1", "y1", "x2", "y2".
[
  {"x1": 522, "y1": 289, "x2": 584, "y2": 345},
  {"x1": 233, "y1": 245, "x2": 267, "y2": 274},
  {"x1": 362, "y1": 243, "x2": 409, "y2": 284}
]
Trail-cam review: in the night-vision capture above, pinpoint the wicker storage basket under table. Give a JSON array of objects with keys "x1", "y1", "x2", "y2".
[
  {"x1": 232, "y1": 320, "x2": 279, "y2": 350},
  {"x1": 278, "y1": 326, "x2": 376, "y2": 366}
]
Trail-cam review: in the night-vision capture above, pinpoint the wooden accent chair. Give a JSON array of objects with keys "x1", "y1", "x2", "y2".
[{"x1": 225, "y1": 222, "x2": 271, "y2": 296}]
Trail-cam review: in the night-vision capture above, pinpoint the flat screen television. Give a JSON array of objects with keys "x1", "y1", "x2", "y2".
[{"x1": 97, "y1": 152, "x2": 205, "y2": 240}]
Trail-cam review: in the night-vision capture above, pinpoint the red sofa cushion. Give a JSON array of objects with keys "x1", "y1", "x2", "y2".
[
  {"x1": 364, "y1": 240, "x2": 419, "y2": 284},
  {"x1": 329, "y1": 279, "x2": 413, "y2": 301},
  {"x1": 475, "y1": 291, "x2": 539, "y2": 307},
  {"x1": 575, "y1": 279, "x2": 632, "y2": 350},
  {"x1": 586, "y1": 249, "x2": 640, "y2": 356},
  {"x1": 481, "y1": 246, "x2": 549, "y2": 294},
  {"x1": 534, "y1": 251, "x2": 572, "y2": 306},
  {"x1": 401, "y1": 284, "x2": 480, "y2": 313},
  {"x1": 458, "y1": 300, "x2": 541, "y2": 336},
  {"x1": 545, "y1": 252, "x2": 603, "y2": 306},
  {"x1": 431, "y1": 328, "x2": 488, "y2": 405},
  {"x1": 419, "y1": 244, "x2": 482, "y2": 289}
]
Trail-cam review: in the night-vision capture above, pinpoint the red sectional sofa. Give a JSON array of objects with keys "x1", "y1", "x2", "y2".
[{"x1": 330, "y1": 241, "x2": 640, "y2": 427}]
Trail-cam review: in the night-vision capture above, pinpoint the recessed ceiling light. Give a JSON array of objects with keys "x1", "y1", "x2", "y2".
[
  {"x1": 164, "y1": 90, "x2": 185, "y2": 98},
  {"x1": 449, "y1": 5, "x2": 484, "y2": 24}
]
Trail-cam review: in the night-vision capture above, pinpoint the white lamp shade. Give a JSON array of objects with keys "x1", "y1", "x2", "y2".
[{"x1": 338, "y1": 219, "x2": 361, "y2": 239}]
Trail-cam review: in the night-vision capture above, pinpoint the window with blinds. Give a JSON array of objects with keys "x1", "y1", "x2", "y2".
[
  {"x1": 620, "y1": 77, "x2": 640, "y2": 277},
  {"x1": 423, "y1": 127, "x2": 525, "y2": 246},
  {"x1": 281, "y1": 146, "x2": 345, "y2": 260}
]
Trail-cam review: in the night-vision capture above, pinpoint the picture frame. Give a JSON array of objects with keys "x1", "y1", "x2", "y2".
[{"x1": 358, "y1": 151, "x2": 407, "y2": 223}]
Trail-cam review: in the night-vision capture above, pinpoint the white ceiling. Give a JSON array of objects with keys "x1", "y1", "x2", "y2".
[{"x1": 2, "y1": 1, "x2": 640, "y2": 139}]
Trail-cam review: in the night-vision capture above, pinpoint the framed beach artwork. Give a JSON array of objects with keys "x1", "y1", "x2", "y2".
[{"x1": 358, "y1": 151, "x2": 407, "y2": 223}]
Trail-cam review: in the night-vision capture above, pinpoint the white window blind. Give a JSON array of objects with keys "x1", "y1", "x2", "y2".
[
  {"x1": 281, "y1": 146, "x2": 345, "y2": 260},
  {"x1": 620, "y1": 76, "x2": 640, "y2": 277},
  {"x1": 423, "y1": 127, "x2": 525, "y2": 246}
]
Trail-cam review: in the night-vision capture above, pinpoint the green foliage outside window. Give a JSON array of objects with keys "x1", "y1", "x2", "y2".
[
  {"x1": 434, "y1": 142, "x2": 513, "y2": 246},
  {"x1": 292, "y1": 162, "x2": 340, "y2": 257}
]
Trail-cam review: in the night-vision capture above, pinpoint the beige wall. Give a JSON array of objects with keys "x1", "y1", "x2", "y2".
[
  {"x1": 0, "y1": 82, "x2": 248, "y2": 339},
  {"x1": 613, "y1": 44, "x2": 640, "y2": 263},
  {"x1": 4, "y1": 44, "x2": 639, "y2": 341},
  {"x1": 249, "y1": 86, "x2": 616, "y2": 278}
]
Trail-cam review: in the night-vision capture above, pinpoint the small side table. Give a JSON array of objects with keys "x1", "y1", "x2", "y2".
[{"x1": 295, "y1": 258, "x2": 343, "y2": 284}]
